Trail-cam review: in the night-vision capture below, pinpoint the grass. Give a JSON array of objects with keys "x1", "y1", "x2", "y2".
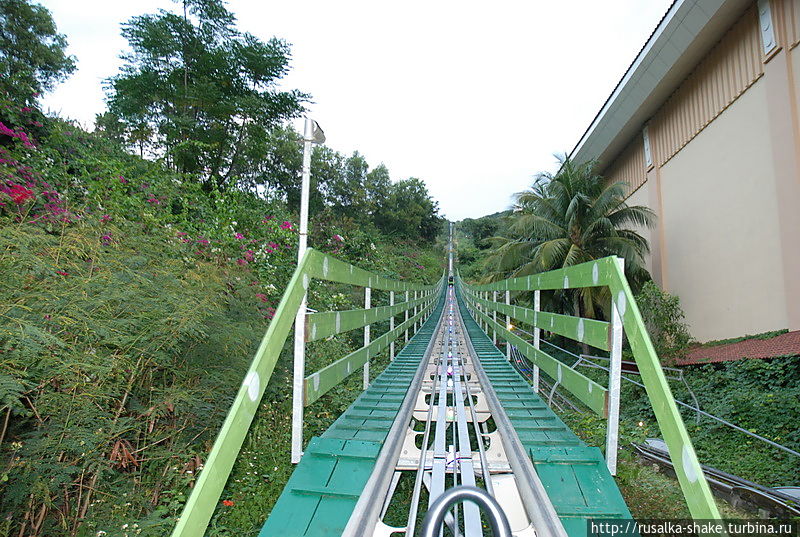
[{"x1": 698, "y1": 329, "x2": 789, "y2": 348}]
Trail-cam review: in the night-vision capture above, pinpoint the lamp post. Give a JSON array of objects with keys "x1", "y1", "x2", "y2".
[
  {"x1": 291, "y1": 118, "x2": 325, "y2": 464},
  {"x1": 297, "y1": 118, "x2": 326, "y2": 262}
]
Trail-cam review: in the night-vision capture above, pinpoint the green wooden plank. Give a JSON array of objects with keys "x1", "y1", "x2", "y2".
[
  {"x1": 468, "y1": 257, "x2": 617, "y2": 292},
  {"x1": 262, "y1": 293, "x2": 446, "y2": 537},
  {"x1": 305, "y1": 249, "x2": 437, "y2": 291},
  {"x1": 466, "y1": 293, "x2": 610, "y2": 350},
  {"x1": 172, "y1": 252, "x2": 439, "y2": 537},
  {"x1": 306, "y1": 295, "x2": 430, "y2": 341},
  {"x1": 303, "y1": 299, "x2": 436, "y2": 405},
  {"x1": 606, "y1": 259, "x2": 721, "y2": 519},
  {"x1": 466, "y1": 304, "x2": 608, "y2": 416},
  {"x1": 170, "y1": 249, "x2": 319, "y2": 537},
  {"x1": 459, "y1": 256, "x2": 721, "y2": 520}
]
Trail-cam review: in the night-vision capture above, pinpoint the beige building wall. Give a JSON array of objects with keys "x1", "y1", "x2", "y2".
[
  {"x1": 794, "y1": 46, "x2": 800, "y2": 111},
  {"x1": 659, "y1": 78, "x2": 788, "y2": 341},
  {"x1": 599, "y1": 1, "x2": 800, "y2": 342},
  {"x1": 623, "y1": 182, "x2": 654, "y2": 275}
]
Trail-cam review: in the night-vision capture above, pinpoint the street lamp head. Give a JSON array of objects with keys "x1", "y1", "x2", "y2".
[{"x1": 303, "y1": 118, "x2": 326, "y2": 144}]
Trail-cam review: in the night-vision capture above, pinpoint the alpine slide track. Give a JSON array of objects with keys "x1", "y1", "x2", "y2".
[{"x1": 169, "y1": 228, "x2": 723, "y2": 537}]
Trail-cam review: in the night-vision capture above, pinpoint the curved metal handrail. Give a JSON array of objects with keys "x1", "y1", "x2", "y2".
[{"x1": 420, "y1": 486, "x2": 513, "y2": 537}]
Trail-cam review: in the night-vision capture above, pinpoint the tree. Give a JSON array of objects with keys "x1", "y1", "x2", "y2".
[
  {"x1": 374, "y1": 178, "x2": 442, "y2": 241},
  {"x1": 460, "y1": 213, "x2": 506, "y2": 249},
  {"x1": 252, "y1": 125, "x2": 302, "y2": 208},
  {"x1": 104, "y1": 0, "x2": 308, "y2": 191},
  {"x1": 0, "y1": 0, "x2": 75, "y2": 103},
  {"x1": 365, "y1": 164, "x2": 391, "y2": 217},
  {"x1": 327, "y1": 151, "x2": 369, "y2": 217},
  {"x1": 310, "y1": 145, "x2": 345, "y2": 215},
  {"x1": 483, "y1": 156, "x2": 655, "y2": 318}
]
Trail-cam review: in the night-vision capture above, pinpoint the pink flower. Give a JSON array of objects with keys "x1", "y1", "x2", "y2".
[
  {"x1": 100, "y1": 214, "x2": 112, "y2": 222},
  {"x1": 196, "y1": 237, "x2": 209, "y2": 246},
  {"x1": 118, "y1": 176, "x2": 128, "y2": 184},
  {"x1": 244, "y1": 250, "x2": 254, "y2": 262},
  {"x1": 255, "y1": 293, "x2": 268, "y2": 302},
  {"x1": 332, "y1": 234, "x2": 344, "y2": 242},
  {"x1": 101, "y1": 234, "x2": 112, "y2": 245},
  {"x1": 147, "y1": 197, "x2": 160, "y2": 204},
  {"x1": 20, "y1": 107, "x2": 32, "y2": 113},
  {"x1": 234, "y1": 233, "x2": 245, "y2": 240},
  {"x1": 176, "y1": 231, "x2": 187, "y2": 237},
  {"x1": 262, "y1": 216, "x2": 273, "y2": 223},
  {"x1": 268, "y1": 242, "x2": 279, "y2": 250},
  {"x1": 236, "y1": 258, "x2": 248, "y2": 266},
  {"x1": 7, "y1": 184, "x2": 35, "y2": 204},
  {"x1": 0, "y1": 122, "x2": 36, "y2": 147},
  {"x1": 55, "y1": 270, "x2": 68, "y2": 276},
  {"x1": 280, "y1": 221, "x2": 293, "y2": 230},
  {"x1": 0, "y1": 122, "x2": 34, "y2": 148}
]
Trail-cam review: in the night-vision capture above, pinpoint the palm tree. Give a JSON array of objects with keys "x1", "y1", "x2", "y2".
[{"x1": 483, "y1": 156, "x2": 655, "y2": 320}]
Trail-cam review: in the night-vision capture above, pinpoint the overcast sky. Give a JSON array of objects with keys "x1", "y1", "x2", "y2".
[{"x1": 40, "y1": 0, "x2": 671, "y2": 221}]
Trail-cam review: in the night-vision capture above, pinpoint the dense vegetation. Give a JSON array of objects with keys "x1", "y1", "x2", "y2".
[{"x1": 0, "y1": 1, "x2": 444, "y2": 535}]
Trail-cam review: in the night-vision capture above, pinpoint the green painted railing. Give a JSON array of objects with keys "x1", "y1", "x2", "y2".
[
  {"x1": 458, "y1": 256, "x2": 721, "y2": 520},
  {"x1": 170, "y1": 248, "x2": 441, "y2": 537},
  {"x1": 304, "y1": 295, "x2": 438, "y2": 404}
]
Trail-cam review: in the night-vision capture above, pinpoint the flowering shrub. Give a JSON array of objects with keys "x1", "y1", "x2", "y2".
[{"x1": 0, "y1": 121, "x2": 35, "y2": 148}]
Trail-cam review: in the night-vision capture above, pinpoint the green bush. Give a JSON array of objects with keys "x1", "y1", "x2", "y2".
[
  {"x1": 618, "y1": 356, "x2": 800, "y2": 487},
  {"x1": 635, "y1": 281, "x2": 693, "y2": 362}
]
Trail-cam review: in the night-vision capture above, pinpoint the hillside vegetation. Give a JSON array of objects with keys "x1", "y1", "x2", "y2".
[{"x1": 0, "y1": 1, "x2": 444, "y2": 535}]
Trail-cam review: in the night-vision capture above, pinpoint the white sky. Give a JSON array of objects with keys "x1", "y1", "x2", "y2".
[{"x1": 40, "y1": 0, "x2": 671, "y2": 220}]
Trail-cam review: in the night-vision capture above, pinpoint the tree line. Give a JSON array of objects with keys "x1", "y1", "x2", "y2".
[{"x1": 1, "y1": 0, "x2": 442, "y2": 242}]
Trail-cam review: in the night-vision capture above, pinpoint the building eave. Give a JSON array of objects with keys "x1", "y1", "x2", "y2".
[{"x1": 569, "y1": 0, "x2": 754, "y2": 170}]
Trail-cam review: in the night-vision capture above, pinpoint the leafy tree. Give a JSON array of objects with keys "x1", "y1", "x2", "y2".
[
  {"x1": 251, "y1": 124, "x2": 303, "y2": 208},
  {"x1": 0, "y1": 0, "x2": 75, "y2": 104},
  {"x1": 365, "y1": 163, "x2": 391, "y2": 216},
  {"x1": 326, "y1": 151, "x2": 369, "y2": 216},
  {"x1": 460, "y1": 212, "x2": 506, "y2": 249},
  {"x1": 483, "y1": 156, "x2": 655, "y2": 318},
  {"x1": 310, "y1": 145, "x2": 345, "y2": 215},
  {"x1": 374, "y1": 178, "x2": 442, "y2": 241},
  {"x1": 104, "y1": 0, "x2": 308, "y2": 190}
]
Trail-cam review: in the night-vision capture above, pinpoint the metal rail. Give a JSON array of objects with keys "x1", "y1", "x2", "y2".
[
  {"x1": 455, "y1": 299, "x2": 569, "y2": 537},
  {"x1": 341, "y1": 296, "x2": 447, "y2": 537}
]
